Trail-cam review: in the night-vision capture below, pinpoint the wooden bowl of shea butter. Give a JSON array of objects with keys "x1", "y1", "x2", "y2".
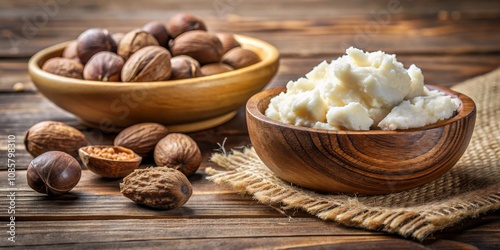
[{"x1": 246, "y1": 86, "x2": 476, "y2": 195}]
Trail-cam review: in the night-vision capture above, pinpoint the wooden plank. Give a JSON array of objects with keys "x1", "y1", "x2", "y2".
[
  {"x1": 1, "y1": 0, "x2": 499, "y2": 57},
  {"x1": 0, "y1": 169, "x2": 304, "y2": 220},
  {"x1": 1, "y1": 216, "x2": 498, "y2": 249},
  {"x1": 0, "y1": 237, "x2": 487, "y2": 250}
]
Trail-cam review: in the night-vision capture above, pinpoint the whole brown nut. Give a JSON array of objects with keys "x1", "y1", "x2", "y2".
[
  {"x1": 112, "y1": 32, "x2": 125, "y2": 46},
  {"x1": 79, "y1": 145, "x2": 142, "y2": 178},
  {"x1": 170, "y1": 55, "x2": 202, "y2": 80},
  {"x1": 121, "y1": 45, "x2": 172, "y2": 82},
  {"x1": 25, "y1": 121, "x2": 88, "y2": 158},
  {"x1": 142, "y1": 21, "x2": 170, "y2": 47},
  {"x1": 77, "y1": 28, "x2": 117, "y2": 64},
  {"x1": 170, "y1": 30, "x2": 222, "y2": 65},
  {"x1": 27, "y1": 151, "x2": 82, "y2": 196},
  {"x1": 215, "y1": 33, "x2": 241, "y2": 55},
  {"x1": 118, "y1": 29, "x2": 159, "y2": 60},
  {"x1": 154, "y1": 133, "x2": 202, "y2": 177},
  {"x1": 62, "y1": 41, "x2": 79, "y2": 60},
  {"x1": 222, "y1": 47, "x2": 261, "y2": 69},
  {"x1": 42, "y1": 57, "x2": 84, "y2": 79},
  {"x1": 167, "y1": 13, "x2": 207, "y2": 39},
  {"x1": 114, "y1": 123, "x2": 169, "y2": 157},
  {"x1": 83, "y1": 51, "x2": 124, "y2": 82},
  {"x1": 120, "y1": 167, "x2": 193, "y2": 209},
  {"x1": 200, "y1": 63, "x2": 234, "y2": 76}
]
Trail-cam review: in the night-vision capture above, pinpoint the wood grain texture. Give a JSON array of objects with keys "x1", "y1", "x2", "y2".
[
  {"x1": 246, "y1": 86, "x2": 476, "y2": 194},
  {"x1": 0, "y1": 0, "x2": 499, "y2": 57}
]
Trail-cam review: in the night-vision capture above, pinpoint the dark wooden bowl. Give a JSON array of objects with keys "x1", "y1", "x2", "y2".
[{"x1": 246, "y1": 86, "x2": 476, "y2": 195}]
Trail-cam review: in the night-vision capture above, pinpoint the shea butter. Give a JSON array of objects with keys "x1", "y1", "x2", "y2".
[{"x1": 265, "y1": 47, "x2": 460, "y2": 130}]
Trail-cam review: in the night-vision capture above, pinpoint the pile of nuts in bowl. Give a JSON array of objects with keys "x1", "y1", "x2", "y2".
[
  {"x1": 24, "y1": 120, "x2": 201, "y2": 210},
  {"x1": 41, "y1": 12, "x2": 261, "y2": 82}
]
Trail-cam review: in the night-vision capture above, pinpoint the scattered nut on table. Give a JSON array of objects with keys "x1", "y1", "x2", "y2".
[
  {"x1": 154, "y1": 133, "x2": 202, "y2": 177},
  {"x1": 120, "y1": 167, "x2": 193, "y2": 209},
  {"x1": 114, "y1": 122, "x2": 169, "y2": 157},
  {"x1": 24, "y1": 121, "x2": 88, "y2": 158},
  {"x1": 27, "y1": 151, "x2": 82, "y2": 196}
]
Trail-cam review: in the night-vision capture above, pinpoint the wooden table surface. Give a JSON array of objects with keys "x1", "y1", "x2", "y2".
[{"x1": 1, "y1": 0, "x2": 499, "y2": 249}]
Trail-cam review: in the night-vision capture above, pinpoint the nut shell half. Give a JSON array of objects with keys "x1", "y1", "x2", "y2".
[
  {"x1": 79, "y1": 145, "x2": 142, "y2": 178},
  {"x1": 121, "y1": 45, "x2": 172, "y2": 82}
]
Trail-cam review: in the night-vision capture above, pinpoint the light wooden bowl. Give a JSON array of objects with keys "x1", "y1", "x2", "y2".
[
  {"x1": 246, "y1": 86, "x2": 476, "y2": 195},
  {"x1": 28, "y1": 35, "x2": 279, "y2": 132}
]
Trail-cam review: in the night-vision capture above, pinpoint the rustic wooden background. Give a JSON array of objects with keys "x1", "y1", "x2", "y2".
[{"x1": 0, "y1": 0, "x2": 499, "y2": 249}]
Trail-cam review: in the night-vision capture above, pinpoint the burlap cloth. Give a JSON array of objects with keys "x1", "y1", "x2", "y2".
[{"x1": 206, "y1": 69, "x2": 500, "y2": 240}]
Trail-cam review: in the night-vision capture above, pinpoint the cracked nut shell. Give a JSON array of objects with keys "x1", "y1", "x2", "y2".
[
  {"x1": 83, "y1": 51, "x2": 124, "y2": 82},
  {"x1": 42, "y1": 57, "x2": 84, "y2": 79},
  {"x1": 79, "y1": 145, "x2": 142, "y2": 178},
  {"x1": 120, "y1": 167, "x2": 193, "y2": 209},
  {"x1": 154, "y1": 133, "x2": 202, "y2": 177},
  {"x1": 114, "y1": 123, "x2": 169, "y2": 157},
  {"x1": 24, "y1": 121, "x2": 88, "y2": 158},
  {"x1": 27, "y1": 151, "x2": 82, "y2": 196},
  {"x1": 170, "y1": 55, "x2": 202, "y2": 80},
  {"x1": 118, "y1": 29, "x2": 159, "y2": 60},
  {"x1": 121, "y1": 45, "x2": 172, "y2": 82}
]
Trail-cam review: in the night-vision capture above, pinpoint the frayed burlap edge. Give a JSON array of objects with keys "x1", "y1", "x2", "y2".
[{"x1": 206, "y1": 68, "x2": 500, "y2": 240}]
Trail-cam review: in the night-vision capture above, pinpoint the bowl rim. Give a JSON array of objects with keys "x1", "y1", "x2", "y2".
[
  {"x1": 247, "y1": 85, "x2": 476, "y2": 135},
  {"x1": 28, "y1": 34, "x2": 280, "y2": 87}
]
